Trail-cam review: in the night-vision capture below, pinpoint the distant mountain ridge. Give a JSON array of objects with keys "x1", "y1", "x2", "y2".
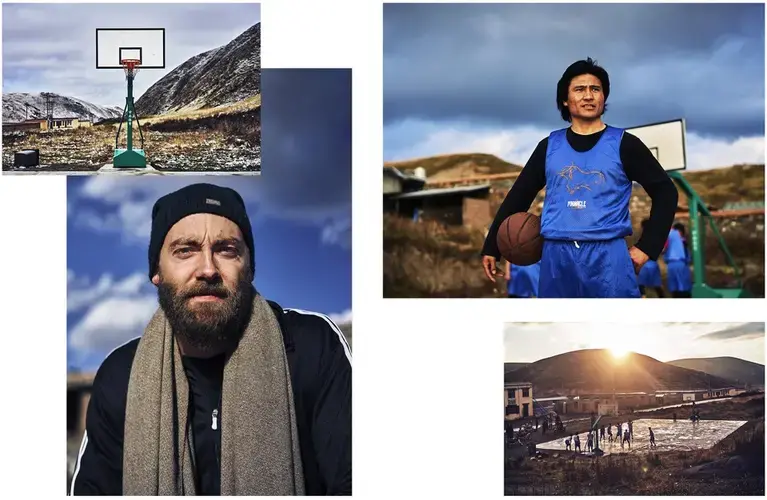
[
  {"x1": 505, "y1": 349, "x2": 738, "y2": 396},
  {"x1": 2, "y1": 92, "x2": 121, "y2": 123},
  {"x1": 668, "y1": 356, "x2": 764, "y2": 387},
  {"x1": 135, "y1": 23, "x2": 260, "y2": 116},
  {"x1": 505, "y1": 362, "x2": 528, "y2": 374}
]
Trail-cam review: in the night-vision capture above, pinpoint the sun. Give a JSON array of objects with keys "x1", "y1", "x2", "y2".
[{"x1": 610, "y1": 347, "x2": 629, "y2": 359}]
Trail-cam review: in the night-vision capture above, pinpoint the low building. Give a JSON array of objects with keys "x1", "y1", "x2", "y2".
[
  {"x1": 3, "y1": 119, "x2": 48, "y2": 132},
  {"x1": 505, "y1": 382, "x2": 533, "y2": 420},
  {"x1": 383, "y1": 166, "x2": 493, "y2": 229},
  {"x1": 67, "y1": 372, "x2": 96, "y2": 439},
  {"x1": 3, "y1": 116, "x2": 92, "y2": 133},
  {"x1": 572, "y1": 392, "x2": 660, "y2": 413}
]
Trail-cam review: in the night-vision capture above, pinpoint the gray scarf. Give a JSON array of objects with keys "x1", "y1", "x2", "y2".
[{"x1": 123, "y1": 292, "x2": 305, "y2": 495}]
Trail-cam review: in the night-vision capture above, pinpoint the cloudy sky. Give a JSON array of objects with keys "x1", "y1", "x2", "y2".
[
  {"x1": 504, "y1": 323, "x2": 765, "y2": 364},
  {"x1": 384, "y1": 3, "x2": 765, "y2": 170},
  {"x1": 67, "y1": 69, "x2": 351, "y2": 373},
  {"x1": 3, "y1": 2, "x2": 260, "y2": 107}
]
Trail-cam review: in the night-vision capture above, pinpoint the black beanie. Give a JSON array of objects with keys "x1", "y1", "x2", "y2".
[{"x1": 148, "y1": 183, "x2": 255, "y2": 280}]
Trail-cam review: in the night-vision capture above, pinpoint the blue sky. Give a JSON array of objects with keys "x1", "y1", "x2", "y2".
[
  {"x1": 3, "y1": 2, "x2": 260, "y2": 106},
  {"x1": 67, "y1": 69, "x2": 351, "y2": 373},
  {"x1": 504, "y1": 323, "x2": 765, "y2": 365},
  {"x1": 384, "y1": 3, "x2": 765, "y2": 170}
]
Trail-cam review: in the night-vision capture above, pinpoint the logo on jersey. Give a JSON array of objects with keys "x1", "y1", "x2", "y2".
[
  {"x1": 557, "y1": 163, "x2": 605, "y2": 195},
  {"x1": 567, "y1": 200, "x2": 587, "y2": 209}
]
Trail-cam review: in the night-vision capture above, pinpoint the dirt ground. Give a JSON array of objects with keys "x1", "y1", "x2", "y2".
[
  {"x1": 2, "y1": 110, "x2": 260, "y2": 173},
  {"x1": 505, "y1": 395, "x2": 765, "y2": 495}
]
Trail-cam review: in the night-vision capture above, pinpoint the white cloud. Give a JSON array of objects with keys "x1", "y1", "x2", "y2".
[
  {"x1": 69, "y1": 295, "x2": 158, "y2": 353},
  {"x1": 385, "y1": 121, "x2": 765, "y2": 171},
  {"x1": 329, "y1": 309, "x2": 353, "y2": 325},
  {"x1": 321, "y1": 217, "x2": 352, "y2": 249},
  {"x1": 686, "y1": 133, "x2": 765, "y2": 170},
  {"x1": 3, "y1": 3, "x2": 260, "y2": 106},
  {"x1": 68, "y1": 270, "x2": 150, "y2": 312},
  {"x1": 72, "y1": 176, "x2": 351, "y2": 248}
]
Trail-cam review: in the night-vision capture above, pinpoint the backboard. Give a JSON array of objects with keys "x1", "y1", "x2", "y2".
[
  {"x1": 624, "y1": 118, "x2": 687, "y2": 171},
  {"x1": 96, "y1": 28, "x2": 165, "y2": 69}
]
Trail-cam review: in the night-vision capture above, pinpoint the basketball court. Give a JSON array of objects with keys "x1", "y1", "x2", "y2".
[{"x1": 536, "y1": 418, "x2": 748, "y2": 456}]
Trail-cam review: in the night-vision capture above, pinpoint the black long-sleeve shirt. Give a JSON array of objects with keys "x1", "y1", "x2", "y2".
[
  {"x1": 482, "y1": 127, "x2": 679, "y2": 260},
  {"x1": 70, "y1": 300, "x2": 352, "y2": 496}
]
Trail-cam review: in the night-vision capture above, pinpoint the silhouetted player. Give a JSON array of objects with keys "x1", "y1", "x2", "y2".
[
  {"x1": 481, "y1": 57, "x2": 678, "y2": 297},
  {"x1": 607, "y1": 425, "x2": 613, "y2": 442},
  {"x1": 622, "y1": 428, "x2": 631, "y2": 448},
  {"x1": 587, "y1": 432, "x2": 593, "y2": 452},
  {"x1": 649, "y1": 427, "x2": 656, "y2": 448},
  {"x1": 574, "y1": 434, "x2": 581, "y2": 452},
  {"x1": 565, "y1": 436, "x2": 572, "y2": 451}
]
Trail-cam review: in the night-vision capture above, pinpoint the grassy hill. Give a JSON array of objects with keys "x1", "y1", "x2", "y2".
[
  {"x1": 505, "y1": 362, "x2": 528, "y2": 374},
  {"x1": 504, "y1": 349, "x2": 737, "y2": 395},
  {"x1": 668, "y1": 356, "x2": 764, "y2": 387},
  {"x1": 384, "y1": 153, "x2": 522, "y2": 180}
]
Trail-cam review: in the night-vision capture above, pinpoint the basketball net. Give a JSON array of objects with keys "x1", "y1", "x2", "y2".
[{"x1": 122, "y1": 59, "x2": 140, "y2": 79}]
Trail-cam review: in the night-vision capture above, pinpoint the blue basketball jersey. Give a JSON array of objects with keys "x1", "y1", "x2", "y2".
[
  {"x1": 540, "y1": 126, "x2": 633, "y2": 241},
  {"x1": 664, "y1": 229, "x2": 687, "y2": 262}
]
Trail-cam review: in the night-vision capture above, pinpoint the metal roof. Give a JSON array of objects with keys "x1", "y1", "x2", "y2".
[
  {"x1": 505, "y1": 381, "x2": 533, "y2": 389},
  {"x1": 393, "y1": 183, "x2": 491, "y2": 199}
]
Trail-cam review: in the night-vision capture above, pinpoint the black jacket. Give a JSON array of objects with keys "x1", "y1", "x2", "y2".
[{"x1": 70, "y1": 300, "x2": 352, "y2": 496}]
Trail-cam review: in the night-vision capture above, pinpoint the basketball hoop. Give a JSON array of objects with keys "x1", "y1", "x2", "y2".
[{"x1": 121, "y1": 59, "x2": 141, "y2": 78}]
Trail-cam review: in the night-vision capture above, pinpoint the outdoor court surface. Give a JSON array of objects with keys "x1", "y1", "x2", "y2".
[{"x1": 536, "y1": 418, "x2": 748, "y2": 456}]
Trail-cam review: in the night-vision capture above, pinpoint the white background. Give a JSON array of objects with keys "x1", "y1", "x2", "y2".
[{"x1": 1, "y1": 0, "x2": 766, "y2": 498}]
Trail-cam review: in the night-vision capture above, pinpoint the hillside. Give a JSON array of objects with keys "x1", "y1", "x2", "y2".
[
  {"x1": 505, "y1": 362, "x2": 528, "y2": 373},
  {"x1": 668, "y1": 356, "x2": 764, "y2": 387},
  {"x1": 2, "y1": 92, "x2": 121, "y2": 123},
  {"x1": 384, "y1": 153, "x2": 522, "y2": 180},
  {"x1": 503, "y1": 349, "x2": 737, "y2": 396},
  {"x1": 135, "y1": 23, "x2": 260, "y2": 116}
]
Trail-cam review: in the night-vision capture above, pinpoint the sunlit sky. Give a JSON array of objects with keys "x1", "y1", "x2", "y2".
[{"x1": 504, "y1": 323, "x2": 765, "y2": 364}]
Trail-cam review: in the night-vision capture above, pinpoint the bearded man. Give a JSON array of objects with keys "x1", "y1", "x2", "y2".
[{"x1": 70, "y1": 183, "x2": 352, "y2": 496}]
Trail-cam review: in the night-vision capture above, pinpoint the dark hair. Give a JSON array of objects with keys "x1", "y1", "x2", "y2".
[
  {"x1": 673, "y1": 222, "x2": 686, "y2": 236},
  {"x1": 556, "y1": 57, "x2": 610, "y2": 122}
]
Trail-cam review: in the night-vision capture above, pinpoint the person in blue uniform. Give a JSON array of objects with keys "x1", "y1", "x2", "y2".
[
  {"x1": 481, "y1": 57, "x2": 678, "y2": 297},
  {"x1": 637, "y1": 219, "x2": 666, "y2": 298},
  {"x1": 505, "y1": 260, "x2": 541, "y2": 298},
  {"x1": 665, "y1": 222, "x2": 693, "y2": 297}
]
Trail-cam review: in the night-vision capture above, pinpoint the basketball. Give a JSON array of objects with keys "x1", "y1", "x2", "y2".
[{"x1": 496, "y1": 212, "x2": 543, "y2": 265}]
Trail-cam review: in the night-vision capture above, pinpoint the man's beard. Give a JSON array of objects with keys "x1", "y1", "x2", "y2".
[{"x1": 157, "y1": 268, "x2": 253, "y2": 355}]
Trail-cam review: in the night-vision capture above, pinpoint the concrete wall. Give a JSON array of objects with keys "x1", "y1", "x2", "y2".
[
  {"x1": 462, "y1": 197, "x2": 491, "y2": 229},
  {"x1": 383, "y1": 174, "x2": 402, "y2": 195}
]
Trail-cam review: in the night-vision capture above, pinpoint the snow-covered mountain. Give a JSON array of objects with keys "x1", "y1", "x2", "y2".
[
  {"x1": 135, "y1": 23, "x2": 260, "y2": 116},
  {"x1": 2, "y1": 92, "x2": 122, "y2": 123}
]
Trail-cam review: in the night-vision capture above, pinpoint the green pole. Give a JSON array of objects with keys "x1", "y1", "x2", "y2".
[
  {"x1": 126, "y1": 74, "x2": 134, "y2": 152},
  {"x1": 688, "y1": 196, "x2": 706, "y2": 286}
]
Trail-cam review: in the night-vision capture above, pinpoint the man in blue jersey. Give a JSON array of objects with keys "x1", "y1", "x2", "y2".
[
  {"x1": 505, "y1": 260, "x2": 541, "y2": 298},
  {"x1": 637, "y1": 219, "x2": 666, "y2": 298},
  {"x1": 664, "y1": 222, "x2": 693, "y2": 297},
  {"x1": 481, "y1": 58, "x2": 678, "y2": 298}
]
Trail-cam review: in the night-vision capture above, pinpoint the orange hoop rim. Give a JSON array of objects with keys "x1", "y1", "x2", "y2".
[{"x1": 121, "y1": 59, "x2": 141, "y2": 69}]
